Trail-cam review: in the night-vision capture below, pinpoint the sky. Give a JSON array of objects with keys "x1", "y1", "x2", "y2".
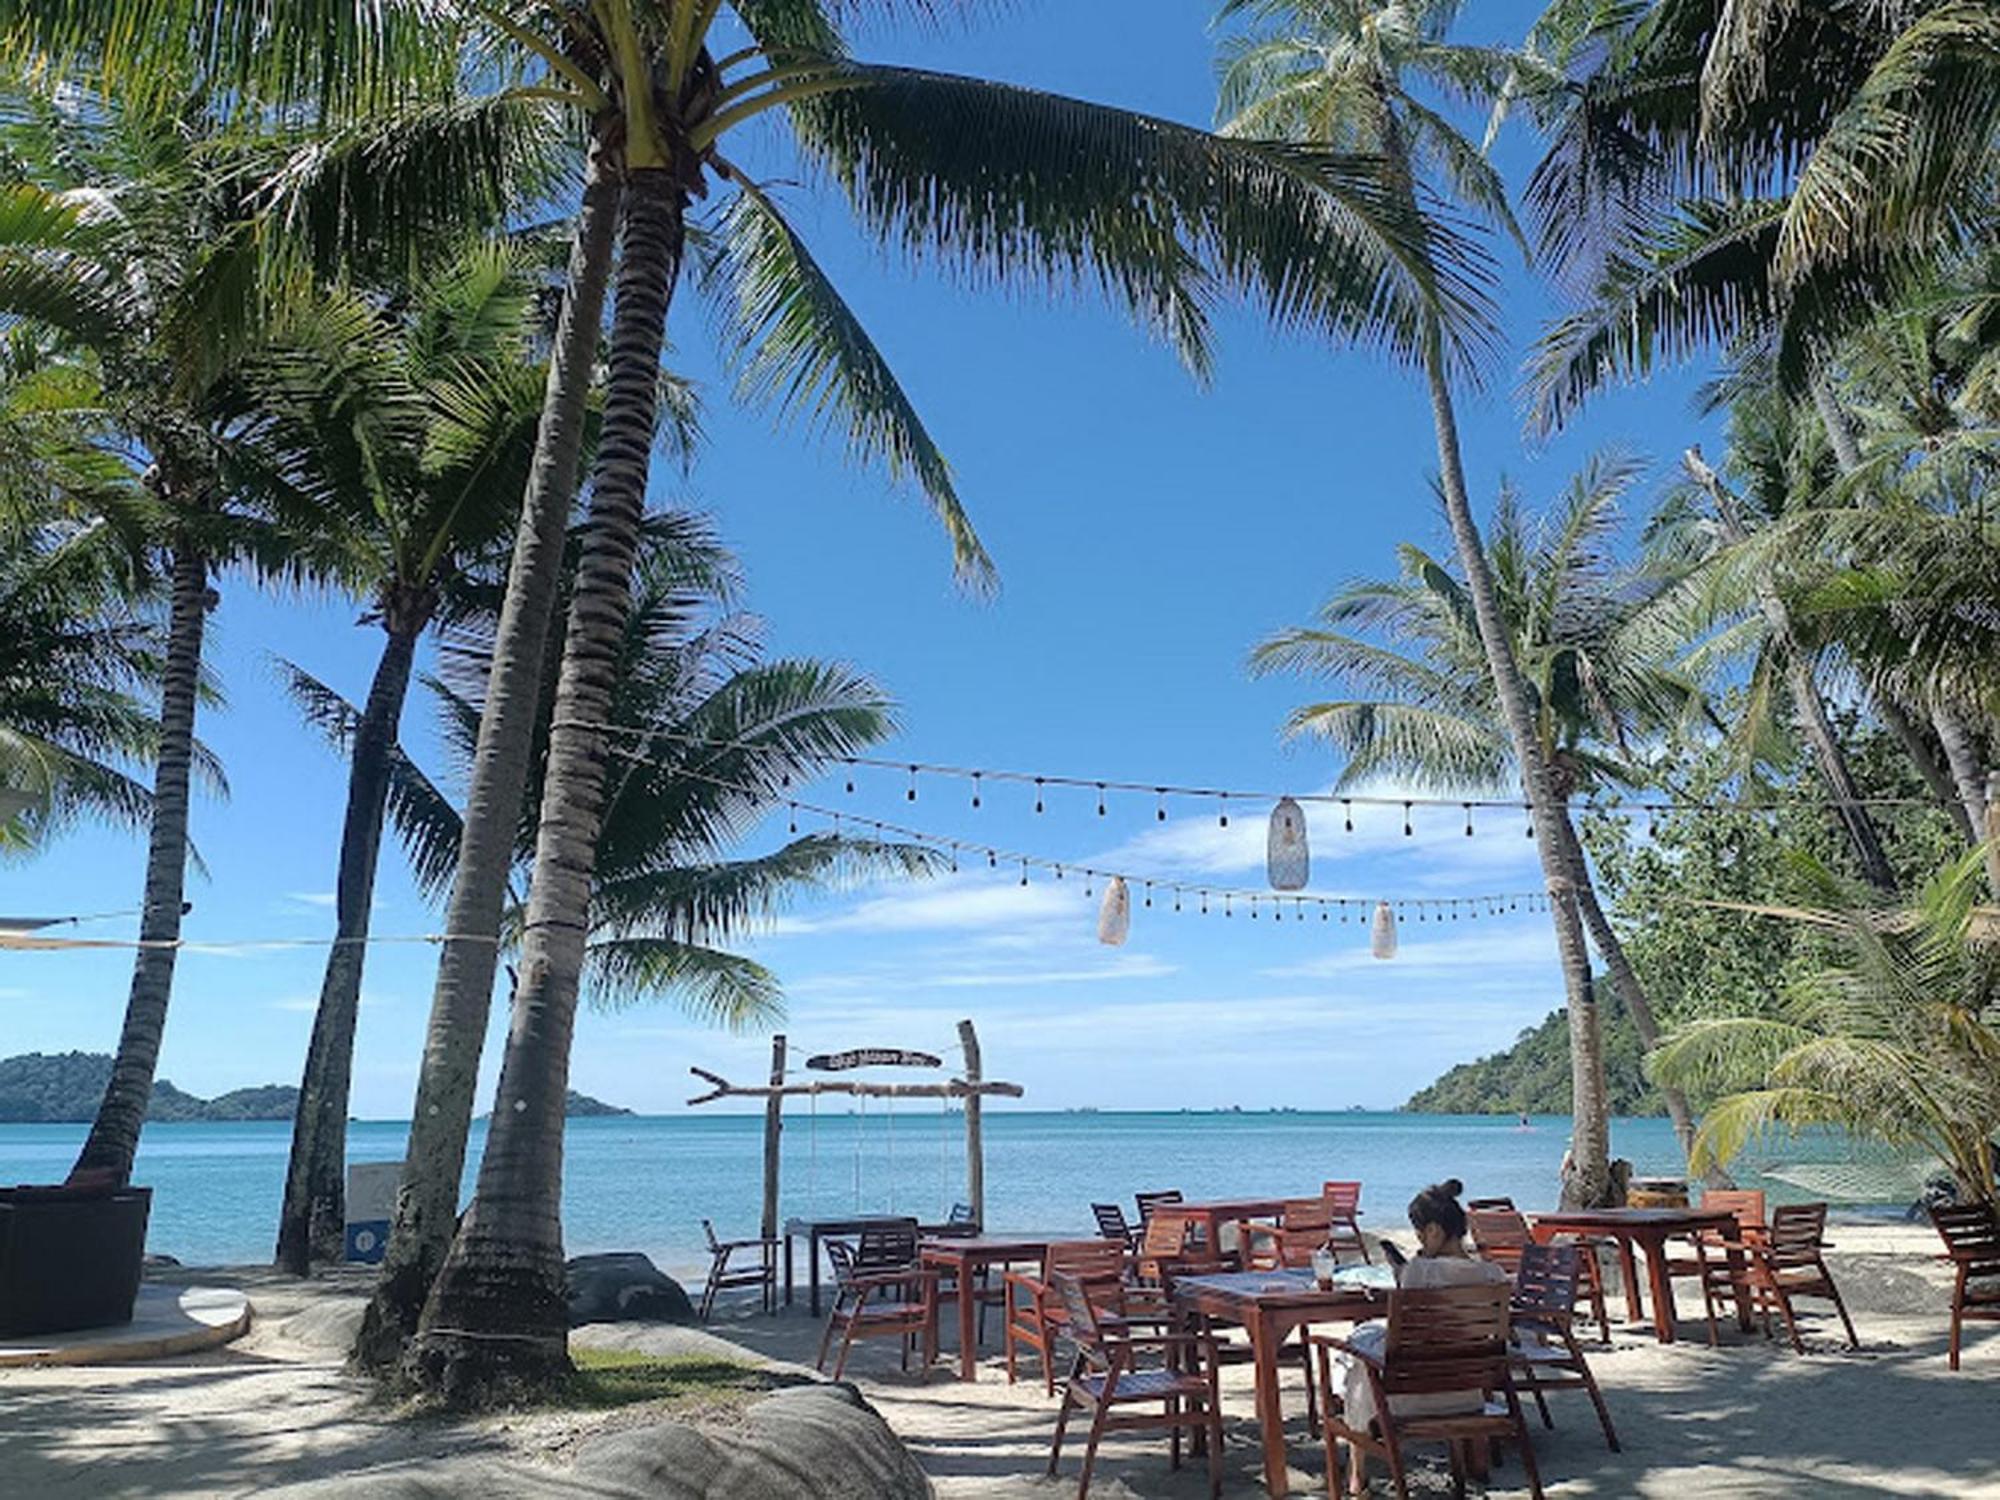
[{"x1": 2, "y1": 1, "x2": 1724, "y2": 1118}]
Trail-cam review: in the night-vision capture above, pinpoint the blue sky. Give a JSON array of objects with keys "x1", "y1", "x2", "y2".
[{"x1": 4, "y1": 1, "x2": 1720, "y2": 1116}]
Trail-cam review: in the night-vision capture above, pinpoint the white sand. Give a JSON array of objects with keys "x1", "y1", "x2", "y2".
[{"x1": 1, "y1": 1225, "x2": 1994, "y2": 1497}]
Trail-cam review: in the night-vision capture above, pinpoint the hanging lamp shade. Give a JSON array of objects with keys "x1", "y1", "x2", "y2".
[
  {"x1": 1267, "y1": 796, "x2": 1309, "y2": 891},
  {"x1": 1097, "y1": 877, "x2": 1131, "y2": 947},
  {"x1": 1370, "y1": 900, "x2": 1398, "y2": 960}
]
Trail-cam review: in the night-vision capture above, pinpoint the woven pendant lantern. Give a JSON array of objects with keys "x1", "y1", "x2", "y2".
[
  {"x1": 1370, "y1": 900, "x2": 1398, "y2": 960},
  {"x1": 1267, "y1": 797, "x2": 1309, "y2": 891},
  {"x1": 1097, "y1": 876, "x2": 1131, "y2": 947}
]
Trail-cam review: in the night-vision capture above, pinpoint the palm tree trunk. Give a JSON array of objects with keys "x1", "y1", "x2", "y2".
[
  {"x1": 355, "y1": 143, "x2": 619, "y2": 1370},
  {"x1": 405, "y1": 167, "x2": 686, "y2": 1402},
  {"x1": 1682, "y1": 448, "x2": 1897, "y2": 892},
  {"x1": 67, "y1": 532, "x2": 206, "y2": 1186},
  {"x1": 276, "y1": 617, "x2": 420, "y2": 1275},
  {"x1": 1423, "y1": 342, "x2": 1612, "y2": 1207}
]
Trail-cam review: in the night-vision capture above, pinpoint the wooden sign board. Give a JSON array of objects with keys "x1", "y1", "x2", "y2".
[{"x1": 805, "y1": 1047, "x2": 941, "y2": 1072}]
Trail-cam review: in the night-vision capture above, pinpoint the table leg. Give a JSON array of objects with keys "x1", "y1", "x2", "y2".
[
  {"x1": 1616, "y1": 1236, "x2": 1644, "y2": 1324},
  {"x1": 957, "y1": 1255, "x2": 977, "y2": 1381},
  {"x1": 809, "y1": 1230, "x2": 823, "y2": 1319},
  {"x1": 1249, "y1": 1309, "x2": 1289, "y2": 1496},
  {"x1": 1643, "y1": 1234, "x2": 1678, "y2": 1343}
]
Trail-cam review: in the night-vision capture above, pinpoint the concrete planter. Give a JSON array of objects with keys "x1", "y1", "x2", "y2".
[{"x1": 0, "y1": 1183, "x2": 152, "y2": 1336}]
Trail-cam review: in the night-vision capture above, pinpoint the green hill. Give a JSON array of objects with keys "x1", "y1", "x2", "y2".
[
  {"x1": 0, "y1": 1051, "x2": 299, "y2": 1123},
  {"x1": 1404, "y1": 1006, "x2": 1658, "y2": 1116}
]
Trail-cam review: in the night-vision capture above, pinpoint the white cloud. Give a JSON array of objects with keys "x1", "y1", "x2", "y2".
[
  {"x1": 285, "y1": 891, "x2": 337, "y2": 910},
  {"x1": 772, "y1": 875, "x2": 1078, "y2": 936},
  {"x1": 1261, "y1": 923, "x2": 1556, "y2": 979},
  {"x1": 784, "y1": 950, "x2": 1177, "y2": 998},
  {"x1": 270, "y1": 989, "x2": 397, "y2": 1014}
]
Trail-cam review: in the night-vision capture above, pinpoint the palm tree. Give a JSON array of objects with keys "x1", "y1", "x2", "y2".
[
  {"x1": 1251, "y1": 453, "x2": 1712, "y2": 1172},
  {"x1": 1643, "y1": 394, "x2": 1900, "y2": 892},
  {"x1": 1650, "y1": 849, "x2": 2000, "y2": 1206},
  {"x1": 0, "y1": 82, "x2": 315, "y2": 1187},
  {"x1": 0, "y1": 339, "x2": 164, "y2": 851},
  {"x1": 1216, "y1": 0, "x2": 1620, "y2": 1204},
  {"x1": 228, "y1": 247, "x2": 550, "y2": 1275}
]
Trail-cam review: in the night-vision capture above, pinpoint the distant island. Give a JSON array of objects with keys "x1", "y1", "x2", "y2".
[
  {"x1": 1405, "y1": 1007, "x2": 1660, "y2": 1116},
  {"x1": 0, "y1": 1051, "x2": 300, "y2": 1123},
  {"x1": 0, "y1": 1052, "x2": 632, "y2": 1124}
]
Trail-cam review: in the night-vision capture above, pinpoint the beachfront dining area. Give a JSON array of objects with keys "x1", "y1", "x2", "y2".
[{"x1": 693, "y1": 1177, "x2": 1997, "y2": 1498}]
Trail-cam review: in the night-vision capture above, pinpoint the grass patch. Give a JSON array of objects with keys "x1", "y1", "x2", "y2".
[{"x1": 558, "y1": 1349, "x2": 783, "y2": 1412}]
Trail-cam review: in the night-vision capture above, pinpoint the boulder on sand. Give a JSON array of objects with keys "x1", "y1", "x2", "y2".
[
  {"x1": 566, "y1": 1252, "x2": 695, "y2": 1327},
  {"x1": 259, "y1": 1382, "x2": 931, "y2": 1499}
]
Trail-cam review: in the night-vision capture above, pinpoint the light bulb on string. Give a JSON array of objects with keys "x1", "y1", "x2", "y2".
[
  {"x1": 1034, "y1": 778, "x2": 1045, "y2": 814},
  {"x1": 907, "y1": 765, "x2": 918, "y2": 802},
  {"x1": 1143, "y1": 882, "x2": 1153, "y2": 909},
  {"x1": 1019, "y1": 859, "x2": 1028, "y2": 887},
  {"x1": 1218, "y1": 793, "x2": 1229, "y2": 828},
  {"x1": 844, "y1": 776, "x2": 855, "y2": 794},
  {"x1": 1343, "y1": 799, "x2": 1354, "y2": 833},
  {"x1": 1463, "y1": 804, "x2": 1474, "y2": 837},
  {"x1": 971, "y1": 773, "x2": 982, "y2": 809},
  {"x1": 1155, "y1": 788, "x2": 1168, "y2": 822},
  {"x1": 1524, "y1": 802, "x2": 1534, "y2": 837},
  {"x1": 1224, "y1": 894, "x2": 1233, "y2": 918},
  {"x1": 787, "y1": 803, "x2": 797, "y2": 834},
  {"x1": 1403, "y1": 802, "x2": 1414, "y2": 837},
  {"x1": 1096, "y1": 783, "x2": 1107, "y2": 817}
]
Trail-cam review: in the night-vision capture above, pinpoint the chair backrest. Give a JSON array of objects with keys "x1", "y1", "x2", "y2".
[
  {"x1": 1468, "y1": 1207, "x2": 1532, "y2": 1254},
  {"x1": 947, "y1": 1201, "x2": 976, "y2": 1226},
  {"x1": 1467, "y1": 1196, "x2": 1516, "y2": 1212},
  {"x1": 1092, "y1": 1201, "x2": 1133, "y2": 1241},
  {"x1": 825, "y1": 1236, "x2": 860, "y2": 1289},
  {"x1": 1702, "y1": 1188, "x2": 1767, "y2": 1232},
  {"x1": 1765, "y1": 1202, "x2": 1828, "y2": 1267},
  {"x1": 1051, "y1": 1272, "x2": 1110, "y2": 1365},
  {"x1": 1281, "y1": 1196, "x2": 1332, "y2": 1232},
  {"x1": 1135, "y1": 1189, "x2": 1184, "y2": 1223},
  {"x1": 1379, "y1": 1283, "x2": 1512, "y2": 1397},
  {"x1": 856, "y1": 1220, "x2": 919, "y2": 1270},
  {"x1": 1930, "y1": 1201, "x2": 2000, "y2": 1268},
  {"x1": 1140, "y1": 1209, "x2": 1191, "y2": 1261},
  {"x1": 1512, "y1": 1241, "x2": 1580, "y2": 1323},
  {"x1": 702, "y1": 1218, "x2": 723, "y2": 1254},
  {"x1": 1047, "y1": 1238, "x2": 1128, "y2": 1284},
  {"x1": 1323, "y1": 1181, "x2": 1362, "y2": 1216}
]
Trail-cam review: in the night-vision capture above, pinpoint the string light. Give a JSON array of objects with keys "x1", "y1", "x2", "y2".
[{"x1": 571, "y1": 723, "x2": 1962, "y2": 823}]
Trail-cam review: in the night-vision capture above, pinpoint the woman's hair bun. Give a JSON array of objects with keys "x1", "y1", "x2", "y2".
[{"x1": 1438, "y1": 1178, "x2": 1464, "y2": 1199}]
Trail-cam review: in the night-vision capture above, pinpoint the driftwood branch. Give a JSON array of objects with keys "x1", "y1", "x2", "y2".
[{"x1": 687, "y1": 1066, "x2": 1024, "y2": 1108}]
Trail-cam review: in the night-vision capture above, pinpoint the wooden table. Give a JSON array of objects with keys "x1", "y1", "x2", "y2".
[
  {"x1": 782, "y1": 1214, "x2": 973, "y2": 1316},
  {"x1": 1531, "y1": 1207, "x2": 1746, "y2": 1343},
  {"x1": 920, "y1": 1234, "x2": 1082, "y2": 1380},
  {"x1": 1174, "y1": 1269, "x2": 1387, "y2": 1497}
]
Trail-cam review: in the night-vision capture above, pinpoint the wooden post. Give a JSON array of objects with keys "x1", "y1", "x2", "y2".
[
  {"x1": 959, "y1": 1018, "x2": 984, "y2": 1228},
  {"x1": 761, "y1": 1034, "x2": 786, "y2": 1241}
]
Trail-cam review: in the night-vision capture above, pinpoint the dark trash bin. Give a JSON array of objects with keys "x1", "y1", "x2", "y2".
[{"x1": 0, "y1": 1183, "x2": 153, "y2": 1337}]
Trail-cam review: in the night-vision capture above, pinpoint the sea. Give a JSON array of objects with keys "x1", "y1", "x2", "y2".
[{"x1": 0, "y1": 1111, "x2": 1910, "y2": 1283}]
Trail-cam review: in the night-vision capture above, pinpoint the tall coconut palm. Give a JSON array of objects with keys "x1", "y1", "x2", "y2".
[
  {"x1": 1640, "y1": 393, "x2": 1901, "y2": 891},
  {"x1": 0, "y1": 79, "x2": 317, "y2": 1186},
  {"x1": 1251, "y1": 452, "x2": 1713, "y2": 1168},
  {"x1": 367, "y1": 0, "x2": 1488, "y2": 1396},
  {"x1": 224, "y1": 246, "x2": 550, "y2": 1274},
  {"x1": 1216, "y1": 0, "x2": 1620, "y2": 1204}
]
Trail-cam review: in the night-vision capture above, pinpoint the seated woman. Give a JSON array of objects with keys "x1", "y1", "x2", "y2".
[{"x1": 1337, "y1": 1178, "x2": 1511, "y2": 1438}]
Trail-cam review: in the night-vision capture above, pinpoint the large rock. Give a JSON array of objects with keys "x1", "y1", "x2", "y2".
[
  {"x1": 260, "y1": 1383, "x2": 931, "y2": 1499},
  {"x1": 566, "y1": 1252, "x2": 695, "y2": 1327}
]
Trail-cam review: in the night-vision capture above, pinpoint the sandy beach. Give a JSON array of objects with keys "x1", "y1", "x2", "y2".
[{"x1": 2, "y1": 1222, "x2": 1993, "y2": 1498}]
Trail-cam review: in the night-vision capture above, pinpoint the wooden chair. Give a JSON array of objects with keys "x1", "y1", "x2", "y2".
[
  {"x1": 1005, "y1": 1239, "x2": 1130, "y2": 1395},
  {"x1": 1136, "y1": 1210, "x2": 1229, "y2": 1285},
  {"x1": 1240, "y1": 1196, "x2": 1335, "y2": 1271},
  {"x1": 1092, "y1": 1201, "x2": 1140, "y2": 1251},
  {"x1": 1322, "y1": 1181, "x2": 1370, "y2": 1263},
  {"x1": 1690, "y1": 1188, "x2": 1766, "y2": 1335},
  {"x1": 855, "y1": 1219, "x2": 920, "y2": 1273},
  {"x1": 1929, "y1": 1201, "x2": 2000, "y2": 1370},
  {"x1": 1135, "y1": 1189, "x2": 1184, "y2": 1229},
  {"x1": 1046, "y1": 1271, "x2": 1223, "y2": 1500},
  {"x1": 1310, "y1": 1283, "x2": 1542, "y2": 1500},
  {"x1": 697, "y1": 1218, "x2": 779, "y2": 1320},
  {"x1": 815, "y1": 1237, "x2": 938, "y2": 1380},
  {"x1": 943, "y1": 1200, "x2": 979, "y2": 1233},
  {"x1": 1742, "y1": 1202, "x2": 1859, "y2": 1353},
  {"x1": 1472, "y1": 1205, "x2": 1611, "y2": 1343},
  {"x1": 1509, "y1": 1243, "x2": 1619, "y2": 1451}
]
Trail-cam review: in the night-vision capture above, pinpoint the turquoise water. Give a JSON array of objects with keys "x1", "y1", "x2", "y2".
[{"x1": 0, "y1": 1111, "x2": 1881, "y2": 1283}]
